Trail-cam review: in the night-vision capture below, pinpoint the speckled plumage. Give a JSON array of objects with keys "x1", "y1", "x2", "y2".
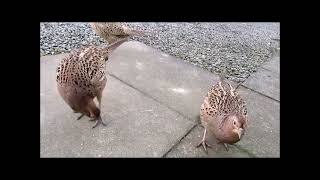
[
  {"x1": 197, "y1": 76, "x2": 248, "y2": 152},
  {"x1": 56, "y1": 38, "x2": 128, "y2": 128},
  {"x1": 90, "y1": 22, "x2": 144, "y2": 44}
]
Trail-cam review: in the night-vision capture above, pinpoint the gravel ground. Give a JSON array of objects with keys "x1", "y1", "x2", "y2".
[{"x1": 40, "y1": 22, "x2": 279, "y2": 82}]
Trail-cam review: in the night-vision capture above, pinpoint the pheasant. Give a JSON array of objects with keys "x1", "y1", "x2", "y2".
[
  {"x1": 56, "y1": 38, "x2": 128, "y2": 128},
  {"x1": 197, "y1": 76, "x2": 248, "y2": 153},
  {"x1": 90, "y1": 22, "x2": 144, "y2": 44}
]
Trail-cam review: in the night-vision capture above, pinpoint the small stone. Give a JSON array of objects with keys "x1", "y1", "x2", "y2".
[{"x1": 40, "y1": 22, "x2": 279, "y2": 82}]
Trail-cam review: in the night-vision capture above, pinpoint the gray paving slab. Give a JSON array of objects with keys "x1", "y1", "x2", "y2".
[
  {"x1": 40, "y1": 41, "x2": 279, "y2": 158},
  {"x1": 236, "y1": 86, "x2": 280, "y2": 157},
  {"x1": 40, "y1": 55, "x2": 195, "y2": 157},
  {"x1": 107, "y1": 41, "x2": 237, "y2": 122},
  {"x1": 167, "y1": 85, "x2": 280, "y2": 158},
  {"x1": 166, "y1": 125, "x2": 252, "y2": 158},
  {"x1": 242, "y1": 68, "x2": 279, "y2": 101},
  {"x1": 262, "y1": 57, "x2": 280, "y2": 74},
  {"x1": 40, "y1": 53, "x2": 68, "y2": 93}
]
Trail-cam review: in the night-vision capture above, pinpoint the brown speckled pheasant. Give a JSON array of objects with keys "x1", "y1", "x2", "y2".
[
  {"x1": 90, "y1": 22, "x2": 144, "y2": 44},
  {"x1": 197, "y1": 76, "x2": 248, "y2": 153},
  {"x1": 56, "y1": 38, "x2": 128, "y2": 128}
]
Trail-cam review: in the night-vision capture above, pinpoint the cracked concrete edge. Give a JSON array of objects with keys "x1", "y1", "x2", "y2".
[{"x1": 163, "y1": 124, "x2": 255, "y2": 158}]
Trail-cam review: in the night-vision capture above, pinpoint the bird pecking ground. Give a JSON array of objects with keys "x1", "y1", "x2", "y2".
[{"x1": 40, "y1": 22, "x2": 279, "y2": 82}]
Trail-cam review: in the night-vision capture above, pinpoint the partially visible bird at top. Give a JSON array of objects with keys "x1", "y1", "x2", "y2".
[
  {"x1": 197, "y1": 75, "x2": 248, "y2": 153},
  {"x1": 90, "y1": 22, "x2": 145, "y2": 44},
  {"x1": 56, "y1": 38, "x2": 128, "y2": 128}
]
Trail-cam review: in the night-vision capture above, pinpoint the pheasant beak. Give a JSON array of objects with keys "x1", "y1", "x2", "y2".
[
  {"x1": 233, "y1": 128, "x2": 244, "y2": 139},
  {"x1": 237, "y1": 128, "x2": 244, "y2": 139}
]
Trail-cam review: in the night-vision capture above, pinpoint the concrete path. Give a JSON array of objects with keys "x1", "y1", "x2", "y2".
[{"x1": 40, "y1": 41, "x2": 280, "y2": 157}]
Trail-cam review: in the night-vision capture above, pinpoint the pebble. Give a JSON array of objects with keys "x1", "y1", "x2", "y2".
[{"x1": 40, "y1": 22, "x2": 279, "y2": 82}]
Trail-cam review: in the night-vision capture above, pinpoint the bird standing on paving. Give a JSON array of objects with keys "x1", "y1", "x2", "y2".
[
  {"x1": 197, "y1": 76, "x2": 248, "y2": 153},
  {"x1": 56, "y1": 38, "x2": 128, "y2": 128},
  {"x1": 90, "y1": 22, "x2": 144, "y2": 44}
]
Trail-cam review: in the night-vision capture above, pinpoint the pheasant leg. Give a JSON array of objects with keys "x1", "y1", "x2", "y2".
[
  {"x1": 217, "y1": 141, "x2": 230, "y2": 151},
  {"x1": 223, "y1": 143, "x2": 229, "y2": 151},
  {"x1": 77, "y1": 114, "x2": 85, "y2": 120},
  {"x1": 196, "y1": 128, "x2": 212, "y2": 153},
  {"x1": 90, "y1": 116, "x2": 107, "y2": 128}
]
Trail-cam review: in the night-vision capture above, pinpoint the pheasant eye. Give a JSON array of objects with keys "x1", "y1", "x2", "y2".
[{"x1": 233, "y1": 121, "x2": 236, "y2": 125}]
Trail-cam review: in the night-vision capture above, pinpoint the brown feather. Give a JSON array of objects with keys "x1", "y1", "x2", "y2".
[
  {"x1": 200, "y1": 78, "x2": 248, "y2": 146},
  {"x1": 56, "y1": 39, "x2": 127, "y2": 127},
  {"x1": 90, "y1": 22, "x2": 144, "y2": 44}
]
